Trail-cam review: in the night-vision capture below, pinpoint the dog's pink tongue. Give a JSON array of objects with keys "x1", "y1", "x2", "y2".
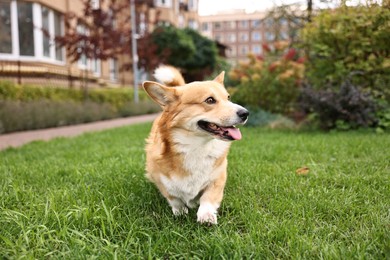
[{"x1": 226, "y1": 127, "x2": 242, "y2": 140}]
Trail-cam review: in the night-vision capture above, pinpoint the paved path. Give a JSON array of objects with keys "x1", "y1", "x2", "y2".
[{"x1": 0, "y1": 113, "x2": 159, "y2": 151}]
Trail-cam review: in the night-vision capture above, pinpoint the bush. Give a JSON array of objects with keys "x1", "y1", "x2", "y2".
[
  {"x1": 302, "y1": 5, "x2": 390, "y2": 95},
  {"x1": 0, "y1": 81, "x2": 150, "y2": 109},
  {"x1": 300, "y1": 4, "x2": 390, "y2": 131},
  {"x1": 0, "y1": 100, "x2": 115, "y2": 133},
  {"x1": 0, "y1": 81, "x2": 161, "y2": 133},
  {"x1": 0, "y1": 99, "x2": 161, "y2": 134},
  {"x1": 245, "y1": 107, "x2": 296, "y2": 129},
  {"x1": 300, "y1": 76, "x2": 378, "y2": 130},
  {"x1": 118, "y1": 101, "x2": 161, "y2": 117},
  {"x1": 230, "y1": 45, "x2": 305, "y2": 115}
]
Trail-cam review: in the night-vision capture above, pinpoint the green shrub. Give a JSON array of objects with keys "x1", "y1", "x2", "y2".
[
  {"x1": 230, "y1": 46, "x2": 305, "y2": 115},
  {"x1": 0, "y1": 100, "x2": 115, "y2": 133},
  {"x1": 300, "y1": 76, "x2": 378, "y2": 130},
  {"x1": 0, "y1": 81, "x2": 150, "y2": 108},
  {"x1": 118, "y1": 101, "x2": 161, "y2": 117},
  {"x1": 0, "y1": 82, "x2": 160, "y2": 133},
  {"x1": 0, "y1": 99, "x2": 161, "y2": 134},
  {"x1": 301, "y1": 4, "x2": 390, "y2": 100},
  {"x1": 300, "y1": 4, "x2": 390, "y2": 130},
  {"x1": 245, "y1": 107, "x2": 296, "y2": 129}
]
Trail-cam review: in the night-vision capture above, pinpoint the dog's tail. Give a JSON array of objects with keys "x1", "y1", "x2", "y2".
[{"x1": 153, "y1": 65, "x2": 185, "y2": 87}]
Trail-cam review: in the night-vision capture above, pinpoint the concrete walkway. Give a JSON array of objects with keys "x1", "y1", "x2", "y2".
[{"x1": 0, "y1": 113, "x2": 159, "y2": 151}]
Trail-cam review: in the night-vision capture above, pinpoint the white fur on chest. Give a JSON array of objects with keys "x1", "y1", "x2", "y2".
[{"x1": 160, "y1": 131, "x2": 230, "y2": 205}]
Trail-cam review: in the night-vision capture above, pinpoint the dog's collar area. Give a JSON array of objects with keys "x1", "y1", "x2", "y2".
[{"x1": 197, "y1": 120, "x2": 242, "y2": 141}]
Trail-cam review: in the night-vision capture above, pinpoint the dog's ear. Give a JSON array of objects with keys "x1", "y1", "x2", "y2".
[
  {"x1": 213, "y1": 71, "x2": 225, "y2": 84},
  {"x1": 143, "y1": 81, "x2": 176, "y2": 107}
]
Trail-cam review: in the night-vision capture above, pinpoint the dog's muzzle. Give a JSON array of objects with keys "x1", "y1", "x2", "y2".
[{"x1": 237, "y1": 109, "x2": 249, "y2": 122}]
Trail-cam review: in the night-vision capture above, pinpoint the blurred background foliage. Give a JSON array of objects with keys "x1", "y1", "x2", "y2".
[
  {"x1": 0, "y1": 81, "x2": 160, "y2": 133},
  {"x1": 1, "y1": 2, "x2": 389, "y2": 133},
  {"x1": 227, "y1": 2, "x2": 389, "y2": 132}
]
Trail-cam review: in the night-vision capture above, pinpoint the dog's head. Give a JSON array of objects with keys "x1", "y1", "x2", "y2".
[{"x1": 143, "y1": 72, "x2": 249, "y2": 141}]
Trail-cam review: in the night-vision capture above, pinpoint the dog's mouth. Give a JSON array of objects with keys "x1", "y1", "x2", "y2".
[{"x1": 197, "y1": 120, "x2": 242, "y2": 141}]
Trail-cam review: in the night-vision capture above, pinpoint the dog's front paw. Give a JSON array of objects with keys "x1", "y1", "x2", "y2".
[
  {"x1": 172, "y1": 206, "x2": 188, "y2": 216},
  {"x1": 168, "y1": 198, "x2": 188, "y2": 216},
  {"x1": 197, "y1": 203, "x2": 218, "y2": 225},
  {"x1": 197, "y1": 211, "x2": 217, "y2": 225}
]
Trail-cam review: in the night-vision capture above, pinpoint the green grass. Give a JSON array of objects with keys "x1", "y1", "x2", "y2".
[{"x1": 0, "y1": 124, "x2": 389, "y2": 258}]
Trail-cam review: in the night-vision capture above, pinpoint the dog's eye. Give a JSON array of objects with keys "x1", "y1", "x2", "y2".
[
  {"x1": 227, "y1": 95, "x2": 231, "y2": 101},
  {"x1": 205, "y1": 97, "x2": 216, "y2": 104}
]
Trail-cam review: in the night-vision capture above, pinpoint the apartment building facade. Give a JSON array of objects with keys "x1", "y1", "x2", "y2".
[
  {"x1": 199, "y1": 10, "x2": 291, "y2": 65},
  {"x1": 0, "y1": 0, "x2": 199, "y2": 87}
]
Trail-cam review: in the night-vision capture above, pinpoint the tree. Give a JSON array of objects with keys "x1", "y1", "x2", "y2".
[
  {"x1": 137, "y1": 25, "x2": 195, "y2": 74},
  {"x1": 263, "y1": 3, "x2": 306, "y2": 45},
  {"x1": 138, "y1": 26, "x2": 219, "y2": 81},
  {"x1": 55, "y1": 0, "x2": 131, "y2": 63}
]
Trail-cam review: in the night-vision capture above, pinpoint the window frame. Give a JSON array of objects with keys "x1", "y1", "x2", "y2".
[
  {"x1": 0, "y1": 1, "x2": 13, "y2": 54},
  {"x1": 252, "y1": 31, "x2": 262, "y2": 42},
  {"x1": 109, "y1": 58, "x2": 119, "y2": 82},
  {"x1": 0, "y1": 1, "x2": 65, "y2": 64}
]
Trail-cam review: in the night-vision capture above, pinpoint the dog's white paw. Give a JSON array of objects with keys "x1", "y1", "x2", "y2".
[
  {"x1": 197, "y1": 211, "x2": 217, "y2": 224},
  {"x1": 197, "y1": 202, "x2": 218, "y2": 225},
  {"x1": 172, "y1": 206, "x2": 188, "y2": 216},
  {"x1": 168, "y1": 198, "x2": 188, "y2": 216}
]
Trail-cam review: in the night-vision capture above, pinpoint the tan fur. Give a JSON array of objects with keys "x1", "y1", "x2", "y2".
[{"x1": 143, "y1": 67, "x2": 248, "y2": 224}]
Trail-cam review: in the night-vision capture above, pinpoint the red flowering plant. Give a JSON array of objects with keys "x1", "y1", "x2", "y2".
[{"x1": 230, "y1": 41, "x2": 305, "y2": 115}]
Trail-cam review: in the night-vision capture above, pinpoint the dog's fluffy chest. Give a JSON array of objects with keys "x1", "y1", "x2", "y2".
[{"x1": 160, "y1": 132, "x2": 230, "y2": 204}]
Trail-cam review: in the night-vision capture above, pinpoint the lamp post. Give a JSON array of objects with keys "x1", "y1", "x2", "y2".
[{"x1": 130, "y1": 0, "x2": 139, "y2": 103}]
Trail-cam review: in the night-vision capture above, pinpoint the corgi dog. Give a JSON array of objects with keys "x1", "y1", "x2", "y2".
[{"x1": 142, "y1": 66, "x2": 249, "y2": 224}]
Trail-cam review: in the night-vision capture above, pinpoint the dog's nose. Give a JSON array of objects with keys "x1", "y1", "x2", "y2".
[{"x1": 237, "y1": 109, "x2": 249, "y2": 121}]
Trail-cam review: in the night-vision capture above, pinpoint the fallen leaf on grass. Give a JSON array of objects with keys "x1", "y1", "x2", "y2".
[{"x1": 295, "y1": 166, "x2": 310, "y2": 175}]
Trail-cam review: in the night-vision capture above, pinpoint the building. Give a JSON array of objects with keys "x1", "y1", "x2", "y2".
[
  {"x1": 199, "y1": 9, "x2": 293, "y2": 65},
  {"x1": 0, "y1": 0, "x2": 199, "y2": 87}
]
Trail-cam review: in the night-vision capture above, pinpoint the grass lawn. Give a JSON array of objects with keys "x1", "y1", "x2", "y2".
[{"x1": 0, "y1": 124, "x2": 389, "y2": 258}]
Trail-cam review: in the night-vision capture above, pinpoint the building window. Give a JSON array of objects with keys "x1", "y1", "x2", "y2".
[
  {"x1": 41, "y1": 6, "x2": 50, "y2": 57},
  {"x1": 92, "y1": 59, "x2": 101, "y2": 76},
  {"x1": 228, "y1": 33, "x2": 236, "y2": 43},
  {"x1": 54, "y1": 11, "x2": 64, "y2": 61},
  {"x1": 138, "y1": 12, "x2": 147, "y2": 35},
  {"x1": 0, "y1": 1, "x2": 64, "y2": 62},
  {"x1": 201, "y1": 22, "x2": 208, "y2": 31},
  {"x1": 155, "y1": 0, "x2": 172, "y2": 8},
  {"x1": 265, "y1": 32, "x2": 274, "y2": 41},
  {"x1": 188, "y1": 0, "x2": 197, "y2": 11},
  {"x1": 188, "y1": 19, "x2": 198, "y2": 30},
  {"x1": 90, "y1": 0, "x2": 100, "y2": 9},
  {"x1": 77, "y1": 24, "x2": 88, "y2": 68},
  {"x1": 213, "y1": 22, "x2": 221, "y2": 30},
  {"x1": 239, "y1": 20, "x2": 248, "y2": 29},
  {"x1": 214, "y1": 33, "x2": 222, "y2": 42},
  {"x1": 178, "y1": 15, "x2": 184, "y2": 28},
  {"x1": 240, "y1": 45, "x2": 248, "y2": 55},
  {"x1": 252, "y1": 45, "x2": 261, "y2": 54},
  {"x1": 265, "y1": 18, "x2": 273, "y2": 27},
  {"x1": 252, "y1": 19, "x2": 261, "y2": 28},
  {"x1": 280, "y1": 31, "x2": 288, "y2": 40},
  {"x1": 157, "y1": 20, "x2": 171, "y2": 27},
  {"x1": 252, "y1": 32, "x2": 261, "y2": 42},
  {"x1": 17, "y1": 1, "x2": 34, "y2": 56},
  {"x1": 110, "y1": 58, "x2": 118, "y2": 81},
  {"x1": 280, "y1": 17, "x2": 288, "y2": 26},
  {"x1": 239, "y1": 33, "x2": 248, "y2": 42},
  {"x1": 0, "y1": 2, "x2": 12, "y2": 54},
  {"x1": 227, "y1": 46, "x2": 236, "y2": 57},
  {"x1": 227, "y1": 21, "x2": 236, "y2": 29}
]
